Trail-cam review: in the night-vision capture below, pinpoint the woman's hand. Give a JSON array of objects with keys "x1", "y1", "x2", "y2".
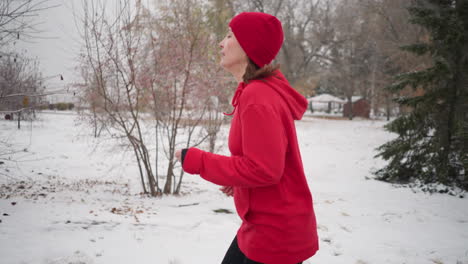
[
  {"x1": 220, "y1": 186, "x2": 234, "y2": 197},
  {"x1": 175, "y1": 149, "x2": 182, "y2": 162}
]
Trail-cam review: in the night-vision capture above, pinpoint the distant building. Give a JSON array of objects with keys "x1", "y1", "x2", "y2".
[
  {"x1": 343, "y1": 96, "x2": 370, "y2": 118},
  {"x1": 307, "y1": 94, "x2": 345, "y2": 113}
]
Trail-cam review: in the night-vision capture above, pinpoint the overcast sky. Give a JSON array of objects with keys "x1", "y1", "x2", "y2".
[{"x1": 9, "y1": 0, "x2": 85, "y2": 102}]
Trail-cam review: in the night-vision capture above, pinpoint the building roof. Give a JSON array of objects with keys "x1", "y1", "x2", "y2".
[
  {"x1": 351, "y1": 96, "x2": 363, "y2": 103},
  {"x1": 308, "y1": 94, "x2": 346, "y2": 104}
]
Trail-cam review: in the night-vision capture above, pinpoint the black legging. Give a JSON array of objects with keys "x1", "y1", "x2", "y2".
[{"x1": 221, "y1": 236, "x2": 303, "y2": 264}]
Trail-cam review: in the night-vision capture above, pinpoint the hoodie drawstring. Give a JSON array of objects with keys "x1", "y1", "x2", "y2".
[{"x1": 224, "y1": 82, "x2": 246, "y2": 116}]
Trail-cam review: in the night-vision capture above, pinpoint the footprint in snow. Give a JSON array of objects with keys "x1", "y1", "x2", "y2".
[
  {"x1": 339, "y1": 225, "x2": 352, "y2": 233},
  {"x1": 333, "y1": 251, "x2": 342, "y2": 256},
  {"x1": 44, "y1": 250, "x2": 94, "y2": 264},
  {"x1": 355, "y1": 260, "x2": 369, "y2": 264},
  {"x1": 317, "y1": 224, "x2": 329, "y2": 232},
  {"x1": 381, "y1": 211, "x2": 402, "y2": 222},
  {"x1": 321, "y1": 237, "x2": 332, "y2": 244}
]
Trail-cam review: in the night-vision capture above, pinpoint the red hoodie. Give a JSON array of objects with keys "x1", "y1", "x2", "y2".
[{"x1": 183, "y1": 70, "x2": 319, "y2": 264}]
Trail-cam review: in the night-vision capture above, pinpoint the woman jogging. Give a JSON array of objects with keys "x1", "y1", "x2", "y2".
[{"x1": 176, "y1": 12, "x2": 319, "y2": 264}]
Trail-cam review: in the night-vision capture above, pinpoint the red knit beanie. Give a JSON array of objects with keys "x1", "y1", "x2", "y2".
[{"x1": 229, "y1": 12, "x2": 284, "y2": 68}]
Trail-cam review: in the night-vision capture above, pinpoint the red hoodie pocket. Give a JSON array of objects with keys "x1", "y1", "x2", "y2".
[{"x1": 233, "y1": 187, "x2": 250, "y2": 222}]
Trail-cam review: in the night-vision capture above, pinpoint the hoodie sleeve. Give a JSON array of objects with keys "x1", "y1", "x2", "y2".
[{"x1": 182, "y1": 104, "x2": 287, "y2": 187}]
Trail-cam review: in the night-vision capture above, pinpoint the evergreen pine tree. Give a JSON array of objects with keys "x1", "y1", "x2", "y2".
[{"x1": 375, "y1": 0, "x2": 468, "y2": 191}]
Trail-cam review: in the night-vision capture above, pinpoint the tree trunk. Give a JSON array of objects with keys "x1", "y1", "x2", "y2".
[
  {"x1": 155, "y1": 122, "x2": 160, "y2": 193},
  {"x1": 164, "y1": 161, "x2": 174, "y2": 194},
  {"x1": 17, "y1": 111, "x2": 21, "y2": 129},
  {"x1": 132, "y1": 144, "x2": 147, "y2": 194},
  {"x1": 347, "y1": 96, "x2": 353, "y2": 120}
]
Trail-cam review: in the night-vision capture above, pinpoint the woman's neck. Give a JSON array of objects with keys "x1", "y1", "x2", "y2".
[{"x1": 231, "y1": 62, "x2": 247, "y2": 83}]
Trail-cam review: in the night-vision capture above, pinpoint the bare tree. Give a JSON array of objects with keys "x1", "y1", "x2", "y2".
[
  {"x1": 0, "y1": 51, "x2": 43, "y2": 166},
  {"x1": 0, "y1": 51, "x2": 48, "y2": 124},
  {"x1": 0, "y1": 0, "x2": 65, "y2": 123},
  {"x1": 0, "y1": 0, "x2": 60, "y2": 113},
  {"x1": 206, "y1": 0, "x2": 235, "y2": 42},
  {"x1": 0, "y1": 0, "x2": 57, "y2": 46},
  {"x1": 0, "y1": 0, "x2": 64, "y2": 171},
  {"x1": 324, "y1": 0, "x2": 372, "y2": 119},
  {"x1": 77, "y1": 0, "x2": 229, "y2": 196},
  {"x1": 241, "y1": 0, "x2": 285, "y2": 16},
  {"x1": 359, "y1": 0, "x2": 431, "y2": 119},
  {"x1": 145, "y1": 0, "x2": 230, "y2": 194},
  {"x1": 74, "y1": 70, "x2": 108, "y2": 138},
  {"x1": 77, "y1": 0, "x2": 162, "y2": 196},
  {"x1": 316, "y1": 0, "x2": 430, "y2": 119}
]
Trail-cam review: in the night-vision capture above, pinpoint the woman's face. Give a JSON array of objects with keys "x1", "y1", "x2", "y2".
[{"x1": 219, "y1": 29, "x2": 248, "y2": 72}]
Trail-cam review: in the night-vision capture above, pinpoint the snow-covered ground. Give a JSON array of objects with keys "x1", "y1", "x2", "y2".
[{"x1": 0, "y1": 111, "x2": 467, "y2": 264}]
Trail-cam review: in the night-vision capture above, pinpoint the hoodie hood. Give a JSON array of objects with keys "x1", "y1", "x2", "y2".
[
  {"x1": 224, "y1": 70, "x2": 308, "y2": 120},
  {"x1": 261, "y1": 70, "x2": 308, "y2": 120}
]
